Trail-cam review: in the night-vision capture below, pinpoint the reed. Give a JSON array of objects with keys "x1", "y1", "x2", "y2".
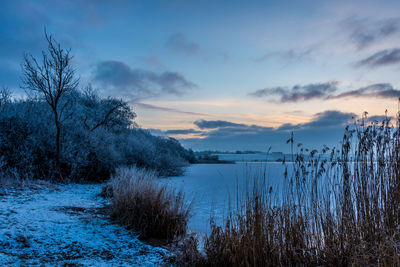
[{"x1": 183, "y1": 113, "x2": 400, "y2": 266}]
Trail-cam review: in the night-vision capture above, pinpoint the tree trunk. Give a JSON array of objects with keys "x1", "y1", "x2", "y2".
[
  {"x1": 55, "y1": 114, "x2": 61, "y2": 177},
  {"x1": 56, "y1": 124, "x2": 60, "y2": 164}
]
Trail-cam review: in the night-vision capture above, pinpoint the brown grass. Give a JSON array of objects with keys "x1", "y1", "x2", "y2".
[
  {"x1": 105, "y1": 167, "x2": 191, "y2": 241},
  {"x1": 181, "y1": 113, "x2": 400, "y2": 266}
]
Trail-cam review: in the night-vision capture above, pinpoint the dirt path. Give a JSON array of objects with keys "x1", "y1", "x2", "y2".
[{"x1": 0, "y1": 183, "x2": 168, "y2": 266}]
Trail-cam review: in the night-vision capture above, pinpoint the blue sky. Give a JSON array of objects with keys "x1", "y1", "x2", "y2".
[{"x1": 2, "y1": 0, "x2": 400, "y2": 152}]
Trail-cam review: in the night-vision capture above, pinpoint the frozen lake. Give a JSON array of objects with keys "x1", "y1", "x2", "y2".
[{"x1": 165, "y1": 163, "x2": 288, "y2": 235}]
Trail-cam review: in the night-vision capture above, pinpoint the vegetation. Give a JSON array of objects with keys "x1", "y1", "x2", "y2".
[
  {"x1": 2, "y1": 32, "x2": 400, "y2": 266},
  {"x1": 104, "y1": 167, "x2": 191, "y2": 240},
  {"x1": 0, "y1": 34, "x2": 194, "y2": 181},
  {"x1": 195, "y1": 154, "x2": 234, "y2": 164},
  {"x1": 180, "y1": 113, "x2": 400, "y2": 266}
]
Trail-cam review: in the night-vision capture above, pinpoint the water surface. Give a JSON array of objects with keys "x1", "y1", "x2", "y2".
[{"x1": 166, "y1": 162, "x2": 288, "y2": 234}]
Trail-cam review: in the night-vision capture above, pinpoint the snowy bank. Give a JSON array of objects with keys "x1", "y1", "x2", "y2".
[{"x1": 0, "y1": 183, "x2": 168, "y2": 266}]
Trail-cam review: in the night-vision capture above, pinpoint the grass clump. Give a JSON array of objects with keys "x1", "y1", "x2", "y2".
[{"x1": 105, "y1": 167, "x2": 191, "y2": 241}]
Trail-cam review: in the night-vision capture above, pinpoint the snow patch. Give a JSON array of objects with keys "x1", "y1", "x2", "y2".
[{"x1": 0, "y1": 183, "x2": 168, "y2": 265}]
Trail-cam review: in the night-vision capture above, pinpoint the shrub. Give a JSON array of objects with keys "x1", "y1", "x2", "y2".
[
  {"x1": 0, "y1": 89, "x2": 193, "y2": 181},
  {"x1": 106, "y1": 167, "x2": 191, "y2": 240}
]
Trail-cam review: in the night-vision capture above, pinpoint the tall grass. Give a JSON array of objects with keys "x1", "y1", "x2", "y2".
[
  {"x1": 183, "y1": 113, "x2": 400, "y2": 266},
  {"x1": 105, "y1": 167, "x2": 191, "y2": 241}
]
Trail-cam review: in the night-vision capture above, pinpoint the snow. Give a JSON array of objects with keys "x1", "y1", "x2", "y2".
[{"x1": 0, "y1": 183, "x2": 169, "y2": 266}]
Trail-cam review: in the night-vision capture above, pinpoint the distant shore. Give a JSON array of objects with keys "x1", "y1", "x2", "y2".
[{"x1": 194, "y1": 159, "x2": 235, "y2": 164}]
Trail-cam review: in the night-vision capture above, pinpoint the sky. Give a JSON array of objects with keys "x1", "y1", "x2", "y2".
[{"x1": 1, "y1": 0, "x2": 400, "y2": 152}]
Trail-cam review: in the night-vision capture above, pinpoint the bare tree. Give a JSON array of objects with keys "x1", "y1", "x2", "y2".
[{"x1": 21, "y1": 33, "x2": 79, "y2": 168}]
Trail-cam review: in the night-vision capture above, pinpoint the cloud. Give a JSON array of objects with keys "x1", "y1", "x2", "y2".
[
  {"x1": 256, "y1": 46, "x2": 317, "y2": 63},
  {"x1": 248, "y1": 82, "x2": 338, "y2": 102},
  {"x1": 330, "y1": 83, "x2": 400, "y2": 99},
  {"x1": 249, "y1": 82, "x2": 400, "y2": 102},
  {"x1": 161, "y1": 111, "x2": 392, "y2": 152},
  {"x1": 164, "y1": 129, "x2": 202, "y2": 135},
  {"x1": 343, "y1": 17, "x2": 400, "y2": 49},
  {"x1": 166, "y1": 33, "x2": 200, "y2": 55},
  {"x1": 194, "y1": 119, "x2": 247, "y2": 129},
  {"x1": 200, "y1": 110, "x2": 358, "y2": 134},
  {"x1": 142, "y1": 56, "x2": 163, "y2": 67},
  {"x1": 295, "y1": 110, "x2": 355, "y2": 129},
  {"x1": 135, "y1": 102, "x2": 209, "y2": 116},
  {"x1": 92, "y1": 60, "x2": 196, "y2": 99},
  {"x1": 175, "y1": 110, "x2": 359, "y2": 152},
  {"x1": 355, "y1": 48, "x2": 400, "y2": 68},
  {"x1": 258, "y1": 110, "x2": 355, "y2": 132}
]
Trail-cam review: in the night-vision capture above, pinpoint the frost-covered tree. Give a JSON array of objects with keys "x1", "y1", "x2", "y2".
[
  {"x1": 0, "y1": 87, "x2": 11, "y2": 112},
  {"x1": 79, "y1": 85, "x2": 137, "y2": 132}
]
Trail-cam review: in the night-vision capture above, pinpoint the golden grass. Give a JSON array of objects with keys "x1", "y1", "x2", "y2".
[{"x1": 105, "y1": 167, "x2": 191, "y2": 241}]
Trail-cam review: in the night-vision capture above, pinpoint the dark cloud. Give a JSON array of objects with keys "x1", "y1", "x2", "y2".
[
  {"x1": 248, "y1": 82, "x2": 338, "y2": 102},
  {"x1": 343, "y1": 17, "x2": 400, "y2": 49},
  {"x1": 165, "y1": 129, "x2": 202, "y2": 135},
  {"x1": 330, "y1": 83, "x2": 400, "y2": 99},
  {"x1": 162, "y1": 111, "x2": 393, "y2": 152},
  {"x1": 276, "y1": 110, "x2": 355, "y2": 131},
  {"x1": 135, "y1": 102, "x2": 208, "y2": 116},
  {"x1": 249, "y1": 82, "x2": 400, "y2": 102},
  {"x1": 194, "y1": 120, "x2": 247, "y2": 129},
  {"x1": 92, "y1": 60, "x2": 196, "y2": 99},
  {"x1": 356, "y1": 48, "x2": 400, "y2": 68},
  {"x1": 175, "y1": 110, "x2": 359, "y2": 152},
  {"x1": 166, "y1": 33, "x2": 200, "y2": 55},
  {"x1": 204, "y1": 125, "x2": 273, "y2": 138},
  {"x1": 298, "y1": 110, "x2": 355, "y2": 129}
]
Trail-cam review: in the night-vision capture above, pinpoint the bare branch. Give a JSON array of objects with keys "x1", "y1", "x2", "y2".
[{"x1": 21, "y1": 32, "x2": 79, "y2": 166}]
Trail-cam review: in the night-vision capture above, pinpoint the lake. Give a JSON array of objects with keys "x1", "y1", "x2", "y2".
[{"x1": 165, "y1": 162, "x2": 289, "y2": 235}]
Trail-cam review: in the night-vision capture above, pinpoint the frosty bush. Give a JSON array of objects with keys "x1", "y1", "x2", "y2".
[{"x1": 0, "y1": 88, "x2": 194, "y2": 181}]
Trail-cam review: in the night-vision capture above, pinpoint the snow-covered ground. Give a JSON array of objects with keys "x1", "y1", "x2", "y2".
[{"x1": 0, "y1": 183, "x2": 168, "y2": 266}]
